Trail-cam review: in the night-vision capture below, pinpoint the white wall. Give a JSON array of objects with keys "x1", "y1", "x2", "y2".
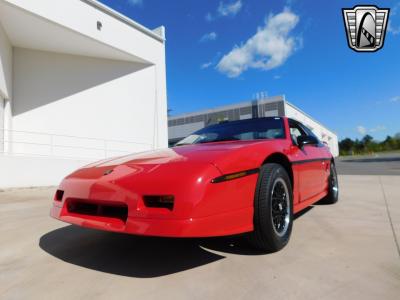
[
  {"x1": 284, "y1": 102, "x2": 339, "y2": 157},
  {"x1": 0, "y1": 21, "x2": 12, "y2": 99},
  {"x1": 153, "y1": 49, "x2": 168, "y2": 148},
  {"x1": 0, "y1": 155, "x2": 91, "y2": 188},
  {"x1": 11, "y1": 48, "x2": 162, "y2": 157},
  {"x1": 4, "y1": 0, "x2": 164, "y2": 64},
  {"x1": 0, "y1": 1, "x2": 169, "y2": 188},
  {"x1": 0, "y1": 95, "x2": 3, "y2": 152},
  {"x1": 1, "y1": 0, "x2": 168, "y2": 151},
  {"x1": 0, "y1": 20, "x2": 12, "y2": 154}
]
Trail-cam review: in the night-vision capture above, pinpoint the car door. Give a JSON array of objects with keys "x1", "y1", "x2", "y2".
[
  {"x1": 301, "y1": 124, "x2": 332, "y2": 192},
  {"x1": 298, "y1": 122, "x2": 331, "y2": 191},
  {"x1": 287, "y1": 120, "x2": 328, "y2": 202}
]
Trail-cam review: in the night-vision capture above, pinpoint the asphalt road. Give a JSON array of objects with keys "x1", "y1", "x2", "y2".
[{"x1": 336, "y1": 152, "x2": 400, "y2": 176}]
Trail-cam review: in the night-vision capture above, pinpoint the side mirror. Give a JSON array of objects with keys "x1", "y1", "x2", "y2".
[{"x1": 297, "y1": 135, "x2": 319, "y2": 148}]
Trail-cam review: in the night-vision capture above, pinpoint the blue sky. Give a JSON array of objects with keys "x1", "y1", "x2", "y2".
[{"x1": 99, "y1": 0, "x2": 400, "y2": 141}]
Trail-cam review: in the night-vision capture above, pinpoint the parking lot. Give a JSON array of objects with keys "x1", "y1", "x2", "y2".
[{"x1": 1, "y1": 154, "x2": 400, "y2": 299}]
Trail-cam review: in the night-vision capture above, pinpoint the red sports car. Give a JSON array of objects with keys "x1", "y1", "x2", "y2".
[{"x1": 51, "y1": 117, "x2": 338, "y2": 252}]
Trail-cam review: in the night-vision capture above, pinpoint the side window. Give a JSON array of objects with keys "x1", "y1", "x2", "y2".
[
  {"x1": 300, "y1": 123, "x2": 322, "y2": 144},
  {"x1": 289, "y1": 121, "x2": 307, "y2": 144}
]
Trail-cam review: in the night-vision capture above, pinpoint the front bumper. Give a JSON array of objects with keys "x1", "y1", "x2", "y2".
[
  {"x1": 50, "y1": 162, "x2": 258, "y2": 237},
  {"x1": 50, "y1": 204, "x2": 253, "y2": 237}
]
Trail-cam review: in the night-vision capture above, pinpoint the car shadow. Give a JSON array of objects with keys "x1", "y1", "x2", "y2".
[
  {"x1": 39, "y1": 225, "x2": 226, "y2": 278},
  {"x1": 39, "y1": 207, "x2": 314, "y2": 278}
]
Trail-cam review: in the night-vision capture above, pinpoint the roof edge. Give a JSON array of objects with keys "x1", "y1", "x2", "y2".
[{"x1": 81, "y1": 0, "x2": 165, "y2": 43}]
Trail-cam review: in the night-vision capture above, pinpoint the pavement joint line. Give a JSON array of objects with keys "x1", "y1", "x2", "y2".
[{"x1": 379, "y1": 176, "x2": 400, "y2": 259}]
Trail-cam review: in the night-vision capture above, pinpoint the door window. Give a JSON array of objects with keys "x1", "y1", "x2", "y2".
[{"x1": 289, "y1": 121, "x2": 307, "y2": 144}]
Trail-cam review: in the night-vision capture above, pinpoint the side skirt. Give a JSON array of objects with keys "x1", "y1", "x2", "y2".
[{"x1": 293, "y1": 190, "x2": 328, "y2": 214}]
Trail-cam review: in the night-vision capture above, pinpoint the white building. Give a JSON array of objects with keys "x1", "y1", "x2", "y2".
[
  {"x1": 0, "y1": 0, "x2": 168, "y2": 188},
  {"x1": 168, "y1": 95, "x2": 339, "y2": 157}
]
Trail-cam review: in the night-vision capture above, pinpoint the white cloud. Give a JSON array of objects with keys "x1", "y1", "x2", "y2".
[
  {"x1": 201, "y1": 62, "x2": 213, "y2": 69},
  {"x1": 390, "y1": 96, "x2": 400, "y2": 102},
  {"x1": 357, "y1": 125, "x2": 386, "y2": 135},
  {"x1": 356, "y1": 126, "x2": 367, "y2": 135},
  {"x1": 200, "y1": 32, "x2": 218, "y2": 42},
  {"x1": 370, "y1": 125, "x2": 386, "y2": 133},
  {"x1": 375, "y1": 95, "x2": 400, "y2": 104},
  {"x1": 218, "y1": 0, "x2": 243, "y2": 17},
  {"x1": 205, "y1": 0, "x2": 243, "y2": 21},
  {"x1": 216, "y1": 8, "x2": 300, "y2": 78},
  {"x1": 273, "y1": 75, "x2": 282, "y2": 79},
  {"x1": 127, "y1": 0, "x2": 143, "y2": 6}
]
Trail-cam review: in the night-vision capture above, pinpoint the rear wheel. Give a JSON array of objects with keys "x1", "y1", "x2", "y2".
[
  {"x1": 247, "y1": 163, "x2": 293, "y2": 252},
  {"x1": 319, "y1": 162, "x2": 339, "y2": 204}
]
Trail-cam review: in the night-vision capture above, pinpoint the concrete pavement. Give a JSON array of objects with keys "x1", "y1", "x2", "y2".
[{"x1": 0, "y1": 175, "x2": 400, "y2": 300}]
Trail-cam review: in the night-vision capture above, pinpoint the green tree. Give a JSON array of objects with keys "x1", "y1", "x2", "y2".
[
  {"x1": 382, "y1": 136, "x2": 395, "y2": 151},
  {"x1": 339, "y1": 132, "x2": 400, "y2": 156},
  {"x1": 339, "y1": 138, "x2": 354, "y2": 155},
  {"x1": 361, "y1": 134, "x2": 373, "y2": 146},
  {"x1": 354, "y1": 139, "x2": 364, "y2": 154}
]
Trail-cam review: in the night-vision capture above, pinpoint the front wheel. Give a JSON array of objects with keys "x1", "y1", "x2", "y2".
[{"x1": 247, "y1": 163, "x2": 293, "y2": 252}]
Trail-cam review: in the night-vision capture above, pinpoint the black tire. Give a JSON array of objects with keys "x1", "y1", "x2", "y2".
[
  {"x1": 247, "y1": 163, "x2": 293, "y2": 252},
  {"x1": 319, "y1": 162, "x2": 339, "y2": 204}
]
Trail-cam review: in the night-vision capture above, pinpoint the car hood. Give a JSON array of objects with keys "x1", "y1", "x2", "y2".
[
  {"x1": 66, "y1": 140, "x2": 272, "y2": 180},
  {"x1": 87, "y1": 140, "x2": 265, "y2": 167}
]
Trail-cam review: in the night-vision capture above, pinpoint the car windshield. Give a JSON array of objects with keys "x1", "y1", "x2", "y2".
[{"x1": 175, "y1": 117, "x2": 285, "y2": 146}]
